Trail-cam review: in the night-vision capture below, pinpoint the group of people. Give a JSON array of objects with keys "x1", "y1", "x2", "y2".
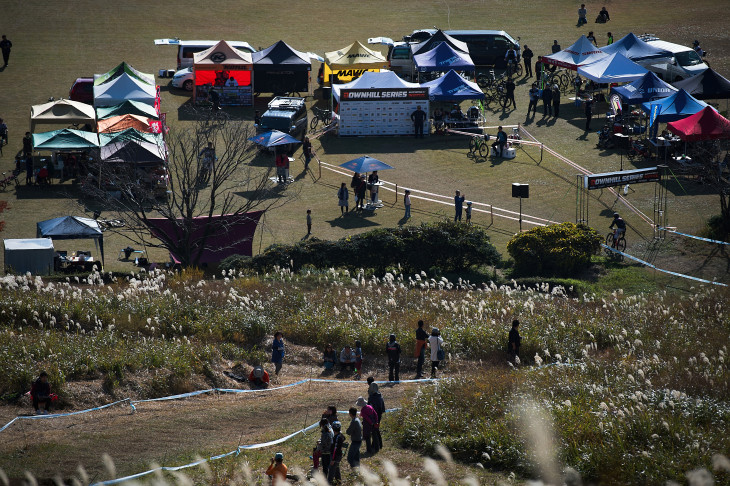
[
  {"x1": 453, "y1": 190, "x2": 473, "y2": 223},
  {"x1": 337, "y1": 171, "x2": 380, "y2": 214},
  {"x1": 578, "y1": 4, "x2": 610, "y2": 26},
  {"x1": 527, "y1": 82, "x2": 562, "y2": 119},
  {"x1": 323, "y1": 342, "x2": 364, "y2": 378}
]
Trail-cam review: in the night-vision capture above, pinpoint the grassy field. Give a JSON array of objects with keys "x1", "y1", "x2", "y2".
[{"x1": 1, "y1": 0, "x2": 729, "y2": 283}]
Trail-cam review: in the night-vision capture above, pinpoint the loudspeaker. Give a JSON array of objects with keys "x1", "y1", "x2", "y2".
[{"x1": 512, "y1": 183, "x2": 529, "y2": 198}]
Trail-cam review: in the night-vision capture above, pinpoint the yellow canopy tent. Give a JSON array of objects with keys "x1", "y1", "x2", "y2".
[{"x1": 323, "y1": 41, "x2": 388, "y2": 86}]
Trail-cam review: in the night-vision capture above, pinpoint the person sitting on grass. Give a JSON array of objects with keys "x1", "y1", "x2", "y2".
[
  {"x1": 266, "y1": 452, "x2": 288, "y2": 484},
  {"x1": 339, "y1": 345, "x2": 357, "y2": 371},
  {"x1": 248, "y1": 365, "x2": 270, "y2": 389},
  {"x1": 323, "y1": 344, "x2": 337, "y2": 370},
  {"x1": 30, "y1": 371, "x2": 52, "y2": 415}
]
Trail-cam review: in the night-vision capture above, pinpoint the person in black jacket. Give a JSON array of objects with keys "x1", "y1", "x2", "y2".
[
  {"x1": 508, "y1": 320, "x2": 521, "y2": 363},
  {"x1": 31, "y1": 371, "x2": 51, "y2": 415},
  {"x1": 415, "y1": 320, "x2": 429, "y2": 378},
  {"x1": 584, "y1": 96, "x2": 594, "y2": 131},
  {"x1": 542, "y1": 86, "x2": 553, "y2": 117},
  {"x1": 328, "y1": 421, "x2": 346, "y2": 483},
  {"x1": 367, "y1": 383, "x2": 385, "y2": 450},
  {"x1": 410, "y1": 105, "x2": 427, "y2": 138},
  {"x1": 522, "y1": 45, "x2": 534, "y2": 78},
  {"x1": 385, "y1": 334, "x2": 401, "y2": 382}
]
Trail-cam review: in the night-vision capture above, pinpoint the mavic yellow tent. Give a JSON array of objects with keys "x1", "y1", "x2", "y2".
[{"x1": 323, "y1": 41, "x2": 388, "y2": 86}]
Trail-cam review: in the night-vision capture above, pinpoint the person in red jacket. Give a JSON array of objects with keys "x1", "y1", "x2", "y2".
[
  {"x1": 275, "y1": 151, "x2": 288, "y2": 183},
  {"x1": 356, "y1": 396, "x2": 380, "y2": 454},
  {"x1": 249, "y1": 366, "x2": 270, "y2": 389}
]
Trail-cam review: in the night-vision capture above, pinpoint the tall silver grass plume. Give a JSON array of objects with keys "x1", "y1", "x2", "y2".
[
  {"x1": 238, "y1": 462, "x2": 253, "y2": 485},
  {"x1": 713, "y1": 454, "x2": 730, "y2": 472},
  {"x1": 515, "y1": 399, "x2": 561, "y2": 485},
  {"x1": 76, "y1": 465, "x2": 89, "y2": 486},
  {"x1": 102, "y1": 453, "x2": 116, "y2": 479},
  {"x1": 435, "y1": 443, "x2": 453, "y2": 463},
  {"x1": 24, "y1": 472, "x2": 38, "y2": 486},
  {"x1": 311, "y1": 468, "x2": 329, "y2": 486},
  {"x1": 169, "y1": 471, "x2": 193, "y2": 486},
  {"x1": 686, "y1": 468, "x2": 714, "y2": 486},
  {"x1": 0, "y1": 469, "x2": 7, "y2": 486},
  {"x1": 382, "y1": 459, "x2": 409, "y2": 486},
  {"x1": 53, "y1": 474, "x2": 65, "y2": 486},
  {"x1": 423, "y1": 458, "x2": 447, "y2": 486},
  {"x1": 356, "y1": 464, "x2": 382, "y2": 486},
  {"x1": 69, "y1": 477, "x2": 82, "y2": 486},
  {"x1": 563, "y1": 467, "x2": 582, "y2": 486},
  {"x1": 195, "y1": 455, "x2": 213, "y2": 481},
  {"x1": 148, "y1": 462, "x2": 164, "y2": 486},
  {"x1": 462, "y1": 475, "x2": 480, "y2": 486}
]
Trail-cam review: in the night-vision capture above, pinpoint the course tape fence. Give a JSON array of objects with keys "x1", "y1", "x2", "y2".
[
  {"x1": 0, "y1": 378, "x2": 434, "y2": 434},
  {"x1": 91, "y1": 406, "x2": 403, "y2": 486},
  {"x1": 602, "y1": 244, "x2": 728, "y2": 287},
  {"x1": 659, "y1": 227, "x2": 730, "y2": 246}
]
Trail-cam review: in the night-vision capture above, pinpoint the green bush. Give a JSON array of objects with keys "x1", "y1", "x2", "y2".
[
  {"x1": 248, "y1": 221, "x2": 501, "y2": 275},
  {"x1": 507, "y1": 223, "x2": 601, "y2": 277}
]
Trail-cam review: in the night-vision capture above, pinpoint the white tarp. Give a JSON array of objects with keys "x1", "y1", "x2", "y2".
[{"x1": 4, "y1": 238, "x2": 54, "y2": 275}]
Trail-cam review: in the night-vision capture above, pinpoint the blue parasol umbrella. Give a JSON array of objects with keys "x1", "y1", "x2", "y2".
[
  {"x1": 339, "y1": 156, "x2": 394, "y2": 173},
  {"x1": 248, "y1": 130, "x2": 302, "y2": 148}
]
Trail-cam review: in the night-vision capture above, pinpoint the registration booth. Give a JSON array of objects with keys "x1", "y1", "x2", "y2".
[
  {"x1": 252, "y1": 40, "x2": 311, "y2": 95},
  {"x1": 323, "y1": 41, "x2": 388, "y2": 88},
  {"x1": 333, "y1": 71, "x2": 427, "y2": 136},
  {"x1": 193, "y1": 40, "x2": 254, "y2": 106}
]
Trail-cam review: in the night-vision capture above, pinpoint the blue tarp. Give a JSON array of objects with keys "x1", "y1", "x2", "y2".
[
  {"x1": 602, "y1": 33, "x2": 672, "y2": 61},
  {"x1": 611, "y1": 71, "x2": 677, "y2": 104},
  {"x1": 413, "y1": 43, "x2": 475, "y2": 72},
  {"x1": 577, "y1": 52, "x2": 648, "y2": 83},
  {"x1": 421, "y1": 70, "x2": 484, "y2": 100},
  {"x1": 641, "y1": 89, "x2": 710, "y2": 123}
]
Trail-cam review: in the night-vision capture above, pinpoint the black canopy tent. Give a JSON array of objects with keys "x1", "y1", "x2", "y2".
[
  {"x1": 672, "y1": 68, "x2": 730, "y2": 100},
  {"x1": 252, "y1": 40, "x2": 311, "y2": 94}
]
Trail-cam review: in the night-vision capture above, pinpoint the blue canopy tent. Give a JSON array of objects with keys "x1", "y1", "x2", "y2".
[
  {"x1": 641, "y1": 89, "x2": 710, "y2": 123},
  {"x1": 413, "y1": 43, "x2": 475, "y2": 73},
  {"x1": 610, "y1": 71, "x2": 678, "y2": 104},
  {"x1": 32, "y1": 129, "x2": 100, "y2": 151},
  {"x1": 248, "y1": 130, "x2": 302, "y2": 148},
  {"x1": 36, "y1": 216, "x2": 105, "y2": 265},
  {"x1": 601, "y1": 33, "x2": 672, "y2": 61},
  {"x1": 339, "y1": 156, "x2": 394, "y2": 173},
  {"x1": 421, "y1": 70, "x2": 484, "y2": 101},
  {"x1": 577, "y1": 53, "x2": 648, "y2": 84}
]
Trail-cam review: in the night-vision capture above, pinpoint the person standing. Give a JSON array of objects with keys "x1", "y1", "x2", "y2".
[
  {"x1": 587, "y1": 31, "x2": 597, "y2": 47},
  {"x1": 403, "y1": 189, "x2": 411, "y2": 219},
  {"x1": 328, "y1": 421, "x2": 345, "y2": 484},
  {"x1": 578, "y1": 4, "x2": 587, "y2": 26},
  {"x1": 338, "y1": 182, "x2": 349, "y2": 215},
  {"x1": 302, "y1": 136, "x2": 312, "y2": 170},
  {"x1": 30, "y1": 371, "x2": 51, "y2": 415},
  {"x1": 429, "y1": 328, "x2": 444, "y2": 379},
  {"x1": 508, "y1": 319, "x2": 521, "y2": 363},
  {"x1": 23, "y1": 131, "x2": 32, "y2": 157},
  {"x1": 346, "y1": 408, "x2": 362, "y2": 469},
  {"x1": 306, "y1": 209, "x2": 312, "y2": 235},
  {"x1": 465, "y1": 201, "x2": 473, "y2": 224},
  {"x1": 367, "y1": 171, "x2": 379, "y2": 204},
  {"x1": 584, "y1": 96, "x2": 594, "y2": 131},
  {"x1": 542, "y1": 85, "x2": 553, "y2": 117},
  {"x1": 367, "y1": 383, "x2": 385, "y2": 451},
  {"x1": 454, "y1": 190, "x2": 465, "y2": 222},
  {"x1": 266, "y1": 453, "x2": 288, "y2": 484},
  {"x1": 0, "y1": 118, "x2": 7, "y2": 147},
  {"x1": 504, "y1": 77, "x2": 516, "y2": 109},
  {"x1": 271, "y1": 331, "x2": 285, "y2": 375},
  {"x1": 354, "y1": 340, "x2": 363, "y2": 379},
  {"x1": 410, "y1": 105, "x2": 427, "y2": 138},
  {"x1": 552, "y1": 40, "x2": 562, "y2": 54},
  {"x1": 356, "y1": 175, "x2": 367, "y2": 211},
  {"x1": 386, "y1": 334, "x2": 401, "y2": 382},
  {"x1": 317, "y1": 419, "x2": 334, "y2": 477},
  {"x1": 356, "y1": 397, "x2": 380, "y2": 454},
  {"x1": 607, "y1": 32, "x2": 614, "y2": 45},
  {"x1": 522, "y1": 45, "x2": 534, "y2": 78},
  {"x1": 25, "y1": 155, "x2": 33, "y2": 185},
  {"x1": 414, "y1": 320, "x2": 429, "y2": 378},
  {"x1": 528, "y1": 83, "x2": 540, "y2": 117},
  {"x1": 552, "y1": 84, "x2": 561, "y2": 118},
  {"x1": 0, "y1": 35, "x2": 11, "y2": 67}
]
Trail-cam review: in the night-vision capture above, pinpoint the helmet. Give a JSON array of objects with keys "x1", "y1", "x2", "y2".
[
  {"x1": 332, "y1": 421, "x2": 342, "y2": 431},
  {"x1": 613, "y1": 213, "x2": 619, "y2": 218},
  {"x1": 693, "y1": 40, "x2": 700, "y2": 45},
  {"x1": 274, "y1": 453, "x2": 284, "y2": 462}
]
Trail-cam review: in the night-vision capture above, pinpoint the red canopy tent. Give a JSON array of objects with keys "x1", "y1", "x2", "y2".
[
  {"x1": 667, "y1": 106, "x2": 730, "y2": 142},
  {"x1": 193, "y1": 40, "x2": 254, "y2": 106}
]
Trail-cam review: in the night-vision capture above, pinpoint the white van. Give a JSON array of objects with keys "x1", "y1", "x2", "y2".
[
  {"x1": 637, "y1": 35, "x2": 709, "y2": 82},
  {"x1": 154, "y1": 39, "x2": 256, "y2": 70}
]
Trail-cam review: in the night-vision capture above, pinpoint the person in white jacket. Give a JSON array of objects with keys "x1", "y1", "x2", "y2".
[{"x1": 428, "y1": 328, "x2": 444, "y2": 378}]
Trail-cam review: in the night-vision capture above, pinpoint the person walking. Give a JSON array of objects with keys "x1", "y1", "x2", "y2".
[
  {"x1": 346, "y1": 408, "x2": 362, "y2": 469},
  {"x1": 386, "y1": 334, "x2": 401, "y2": 382},
  {"x1": 578, "y1": 4, "x2": 587, "y2": 26},
  {"x1": 508, "y1": 319, "x2": 521, "y2": 363},
  {"x1": 542, "y1": 85, "x2": 553, "y2": 117},
  {"x1": 522, "y1": 45, "x2": 534, "y2": 78},
  {"x1": 504, "y1": 77, "x2": 516, "y2": 109},
  {"x1": 306, "y1": 209, "x2": 312, "y2": 235},
  {"x1": 528, "y1": 83, "x2": 540, "y2": 117},
  {"x1": 338, "y1": 182, "x2": 349, "y2": 215},
  {"x1": 552, "y1": 84, "x2": 561, "y2": 118},
  {"x1": 584, "y1": 96, "x2": 594, "y2": 131},
  {"x1": 403, "y1": 189, "x2": 411, "y2": 219},
  {"x1": 271, "y1": 331, "x2": 285, "y2": 375},
  {"x1": 410, "y1": 105, "x2": 427, "y2": 138},
  {"x1": 414, "y1": 320, "x2": 429, "y2": 378},
  {"x1": 429, "y1": 328, "x2": 444, "y2": 379},
  {"x1": 0, "y1": 35, "x2": 11, "y2": 67},
  {"x1": 607, "y1": 32, "x2": 614, "y2": 45},
  {"x1": 454, "y1": 190, "x2": 465, "y2": 222}
]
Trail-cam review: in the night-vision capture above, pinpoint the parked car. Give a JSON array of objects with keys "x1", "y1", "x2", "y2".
[
  {"x1": 69, "y1": 77, "x2": 94, "y2": 104},
  {"x1": 256, "y1": 96, "x2": 308, "y2": 141},
  {"x1": 171, "y1": 67, "x2": 194, "y2": 91},
  {"x1": 637, "y1": 35, "x2": 709, "y2": 82}
]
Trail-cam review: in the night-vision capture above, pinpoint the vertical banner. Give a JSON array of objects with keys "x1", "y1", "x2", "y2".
[{"x1": 649, "y1": 104, "x2": 661, "y2": 139}]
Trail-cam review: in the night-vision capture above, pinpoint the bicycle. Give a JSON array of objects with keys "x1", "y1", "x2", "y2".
[
  {"x1": 605, "y1": 230, "x2": 626, "y2": 253},
  {"x1": 309, "y1": 107, "x2": 332, "y2": 132},
  {"x1": 506, "y1": 59, "x2": 523, "y2": 78},
  {"x1": 468, "y1": 134, "x2": 490, "y2": 158}
]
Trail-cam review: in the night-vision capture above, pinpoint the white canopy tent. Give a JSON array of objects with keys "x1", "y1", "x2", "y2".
[
  {"x1": 3, "y1": 238, "x2": 55, "y2": 275},
  {"x1": 333, "y1": 71, "x2": 420, "y2": 102}
]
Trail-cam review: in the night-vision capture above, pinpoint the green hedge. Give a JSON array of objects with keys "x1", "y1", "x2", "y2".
[{"x1": 507, "y1": 223, "x2": 601, "y2": 277}]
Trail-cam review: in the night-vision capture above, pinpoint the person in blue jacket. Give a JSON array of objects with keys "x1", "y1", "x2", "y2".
[{"x1": 271, "y1": 331, "x2": 285, "y2": 375}]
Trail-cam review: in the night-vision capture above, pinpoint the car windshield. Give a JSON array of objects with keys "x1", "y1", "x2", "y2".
[
  {"x1": 260, "y1": 116, "x2": 291, "y2": 132},
  {"x1": 675, "y1": 50, "x2": 703, "y2": 67},
  {"x1": 391, "y1": 47, "x2": 411, "y2": 60}
]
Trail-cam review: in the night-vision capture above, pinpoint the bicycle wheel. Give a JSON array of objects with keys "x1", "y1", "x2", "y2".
[
  {"x1": 310, "y1": 117, "x2": 319, "y2": 131},
  {"x1": 477, "y1": 75, "x2": 490, "y2": 89},
  {"x1": 288, "y1": 91, "x2": 302, "y2": 98},
  {"x1": 615, "y1": 237, "x2": 626, "y2": 252},
  {"x1": 514, "y1": 63, "x2": 523, "y2": 77},
  {"x1": 605, "y1": 233, "x2": 614, "y2": 247},
  {"x1": 479, "y1": 140, "x2": 489, "y2": 158},
  {"x1": 469, "y1": 136, "x2": 478, "y2": 153}
]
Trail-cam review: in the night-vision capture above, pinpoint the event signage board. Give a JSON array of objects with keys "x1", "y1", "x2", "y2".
[
  {"x1": 584, "y1": 167, "x2": 660, "y2": 190},
  {"x1": 339, "y1": 88, "x2": 429, "y2": 136}
]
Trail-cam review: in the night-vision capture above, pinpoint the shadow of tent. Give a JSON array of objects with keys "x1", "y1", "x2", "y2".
[
  {"x1": 177, "y1": 100, "x2": 254, "y2": 122},
  {"x1": 326, "y1": 216, "x2": 380, "y2": 229},
  {"x1": 15, "y1": 184, "x2": 82, "y2": 200}
]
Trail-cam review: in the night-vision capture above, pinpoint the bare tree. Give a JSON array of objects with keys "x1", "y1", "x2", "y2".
[
  {"x1": 686, "y1": 140, "x2": 730, "y2": 235},
  {"x1": 84, "y1": 112, "x2": 297, "y2": 267}
]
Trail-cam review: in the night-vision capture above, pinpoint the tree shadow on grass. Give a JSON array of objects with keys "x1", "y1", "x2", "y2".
[{"x1": 15, "y1": 183, "x2": 81, "y2": 200}]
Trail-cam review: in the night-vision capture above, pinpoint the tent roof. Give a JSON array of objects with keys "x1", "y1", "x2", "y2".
[
  {"x1": 252, "y1": 40, "x2": 311, "y2": 67},
  {"x1": 642, "y1": 89, "x2": 710, "y2": 123},
  {"x1": 667, "y1": 106, "x2": 730, "y2": 141},
  {"x1": 94, "y1": 62, "x2": 155, "y2": 86},
  {"x1": 602, "y1": 33, "x2": 672, "y2": 61},
  {"x1": 411, "y1": 30, "x2": 469, "y2": 56},
  {"x1": 610, "y1": 71, "x2": 678, "y2": 104},
  {"x1": 543, "y1": 35, "x2": 608, "y2": 70},
  {"x1": 577, "y1": 52, "x2": 649, "y2": 83},
  {"x1": 333, "y1": 71, "x2": 420, "y2": 102},
  {"x1": 421, "y1": 70, "x2": 484, "y2": 100},
  {"x1": 325, "y1": 41, "x2": 387, "y2": 70},
  {"x1": 672, "y1": 68, "x2": 730, "y2": 100},
  {"x1": 413, "y1": 43, "x2": 475, "y2": 72},
  {"x1": 4, "y1": 238, "x2": 54, "y2": 251},
  {"x1": 37, "y1": 216, "x2": 102, "y2": 239},
  {"x1": 99, "y1": 128, "x2": 163, "y2": 146},
  {"x1": 30, "y1": 99, "x2": 96, "y2": 125},
  {"x1": 32, "y1": 128, "x2": 99, "y2": 150},
  {"x1": 97, "y1": 114, "x2": 152, "y2": 133},
  {"x1": 194, "y1": 40, "x2": 253, "y2": 65},
  {"x1": 101, "y1": 138, "x2": 167, "y2": 165},
  {"x1": 96, "y1": 100, "x2": 159, "y2": 120},
  {"x1": 93, "y1": 72, "x2": 157, "y2": 107}
]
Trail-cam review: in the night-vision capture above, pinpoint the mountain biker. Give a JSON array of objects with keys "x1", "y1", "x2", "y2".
[
  {"x1": 609, "y1": 213, "x2": 626, "y2": 247},
  {"x1": 504, "y1": 47, "x2": 519, "y2": 75}
]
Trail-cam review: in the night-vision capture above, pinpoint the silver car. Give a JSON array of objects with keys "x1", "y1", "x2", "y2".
[{"x1": 171, "y1": 67, "x2": 193, "y2": 91}]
